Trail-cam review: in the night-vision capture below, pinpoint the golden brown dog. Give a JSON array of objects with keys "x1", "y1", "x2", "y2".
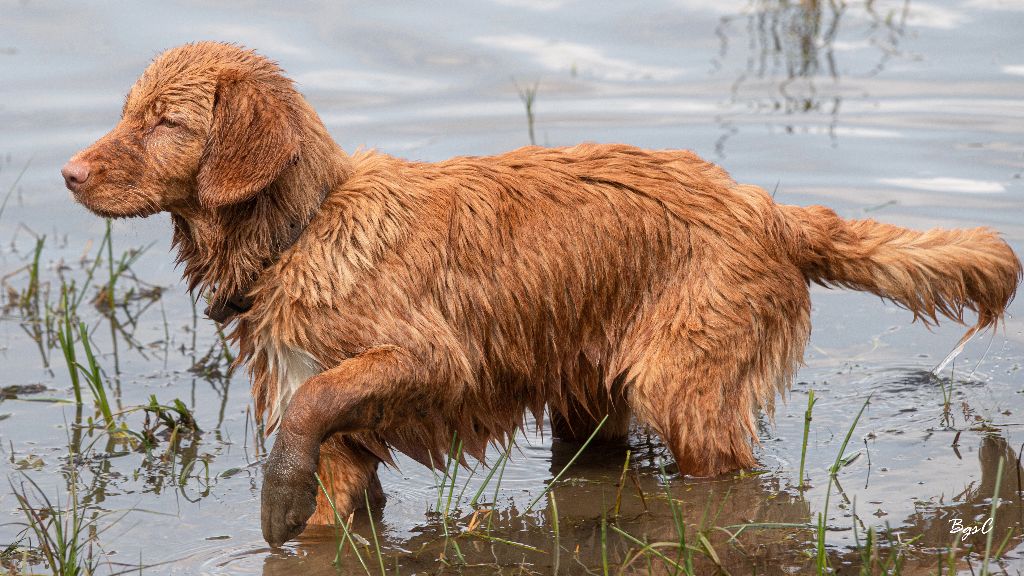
[{"x1": 63, "y1": 42, "x2": 1021, "y2": 547}]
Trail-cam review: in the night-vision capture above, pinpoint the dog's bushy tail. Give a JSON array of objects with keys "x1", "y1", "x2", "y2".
[{"x1": 777, "y1": 204, "x2": 1022, "y2": 332}]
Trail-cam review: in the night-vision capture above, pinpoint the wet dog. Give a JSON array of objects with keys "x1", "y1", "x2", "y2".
[{"x1": 63, "y1": 42, "x2": 1021, "y2": 546}]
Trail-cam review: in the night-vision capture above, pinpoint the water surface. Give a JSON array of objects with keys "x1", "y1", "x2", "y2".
[{"x1": 1, "y1": 0, "x2": 1023, "y2": 573}]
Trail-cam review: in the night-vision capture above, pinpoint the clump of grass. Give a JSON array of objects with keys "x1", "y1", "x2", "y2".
[
  {"x1": 935, "y1": 363, "x2": 956, "y2": 428},
  {"x1": 600, "y1": 512, "x2": 609, "y2": 576},
  {"x1": 141, "y1": 395, "x2": 201, "y2": 436},
  {"x1": 852, "y1": 511, "x2": 919, "y2": 574},
  {"x1": 10, "y1": 473, "x2": 100, "y2": 576},
  {"x1": 316, "y1": 472, "x2": 371, "y2": 574},
  {"x1": 525, "y1": 414, "x2": 608, "y2": 513},
  {"x1": 77, "y1": 321, "x2": 114, "y2": 428},
  {"x1": 612, "y1": 449, "x2": 632, "y2": 517},
  {"x1": 798, "y1": 389, "x2": 816, "y2": 490},
  {"x1": 431, "y1": 433, "x2": 460, "y2": 514},
  {"x1": 514, "y1": 79, "x2": 539, "y2": 145},
  {"x1": 980, "y1": 456, "x2": 1005, "y2": 576},
  {"x1": 10, "y1": 217, "x2": 155, "y2": 419},
  {"x1": 364, "y1": 490, "x2": 387, "y2": 576},
  {"x1": 91, "y1": 220, "x2": 151, "y2": 313},
  {"x1": 610, "y1": 524, "x2": 693, "y2": 575},
  {"x1": 659, "y1": 459, "x2": 696, "y2": 574},
  {"x1": 815, "y1": 395, "x2": 871, "y2": 574},
  {"x1": 550, "y1": 489, "x2": 561, "y2": 574},
  {"x1": 466, "y1": 439, "x2": 516, "y2": 536},
  {"x1": 315, "y1": 474, "x2": 390, "y2": 574},
  {"x1": 608, "y1": 456, "x2": 700, "y2": 575},
  {"x1": 0, "y1": 156, "x2": 32, "y2": 225},
  {"x1": 469, "y1": 441, "x2": 512, "y2": 509},
  {"x1": 0, "y1": 539, "x2": 46, "y2": 574},
  {"x1": 103, "y1": 219, "x2": 115, "y2": 312},
  {"x1": 436, "y1": 435, "x2": 466, "y2": 565},
  {"x1": 20, "y1": 234, "x2": 46, "y2": 316},
  {"x1": 56, "y1": 287, "x2": 81, "y2": 404}
]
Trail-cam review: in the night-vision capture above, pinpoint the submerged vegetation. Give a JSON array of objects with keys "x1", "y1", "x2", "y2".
[{"x1": 1, "y1": 219, "x2": 230, "y2": 575}]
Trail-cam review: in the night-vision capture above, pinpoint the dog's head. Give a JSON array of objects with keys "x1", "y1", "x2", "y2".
[{"x1": 62, "y1": 42, "x2": 301, "y2": 218}]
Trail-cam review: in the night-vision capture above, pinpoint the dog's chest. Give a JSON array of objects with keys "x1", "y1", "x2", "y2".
[{"x1": 260, "y1": 335, "x2": 324, "y2": 431}]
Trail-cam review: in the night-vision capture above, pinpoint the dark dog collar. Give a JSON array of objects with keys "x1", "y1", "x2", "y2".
[{"x1": 204, "y1": 185, "x2": 330, "y2": 324}]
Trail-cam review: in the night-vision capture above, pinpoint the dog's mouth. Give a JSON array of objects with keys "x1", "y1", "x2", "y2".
[{"x1": 71, "y1": 187, "x2": 162, "y2": 219}]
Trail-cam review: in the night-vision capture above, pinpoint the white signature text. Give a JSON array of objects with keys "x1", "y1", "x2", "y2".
[{"x1": 949, "y1": 518, "x2": 993, "y2": 541}]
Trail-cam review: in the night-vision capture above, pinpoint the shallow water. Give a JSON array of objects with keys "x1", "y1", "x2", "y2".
[{"x1": 1, "y1": 0, "x2": 1024, "y2": 574}]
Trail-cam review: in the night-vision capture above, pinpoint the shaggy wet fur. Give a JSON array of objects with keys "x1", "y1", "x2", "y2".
[{"x1": 64, "y1": 42, "x2": 1022, "y2": 547}]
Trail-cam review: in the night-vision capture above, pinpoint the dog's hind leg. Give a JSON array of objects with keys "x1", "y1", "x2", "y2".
[
  {"x1": 549, "y1": 396, "x2": 631, "y2": 444},
  {"x1": 616, "y1": 269, "x2": 809, "y2": 477},
  {"x1": 307, "y1": 435, "x2": 384, "y2": 525},
  {"x1": 625, "y1": 339, "x2": 759, "y2": 476}
]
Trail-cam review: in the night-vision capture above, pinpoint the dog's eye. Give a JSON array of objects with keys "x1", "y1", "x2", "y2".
[{"x1": 156, "y1": 117, "x2": 181, "y2": 129}]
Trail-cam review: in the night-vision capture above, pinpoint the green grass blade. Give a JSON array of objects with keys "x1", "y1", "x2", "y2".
[{"x1": 525, "y1": 414, "x2": 608, "y2": 513}]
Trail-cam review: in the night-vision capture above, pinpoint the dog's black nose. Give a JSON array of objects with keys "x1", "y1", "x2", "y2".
[{"x1": 61, "y1": 159, "x2": 91, "y2": 192}]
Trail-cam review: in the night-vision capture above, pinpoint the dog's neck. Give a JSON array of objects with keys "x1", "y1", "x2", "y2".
[{"x1": 171, "y1": 133, "x2": 353, "y2": 323}]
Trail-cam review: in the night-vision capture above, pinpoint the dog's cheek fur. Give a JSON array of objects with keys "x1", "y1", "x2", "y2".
[
  {"x1": 144, "y1": 126, "x2": 207, "y2": 208},
  {"x1": 71, "y1": 126, "x2": 164, "y2": 218}
]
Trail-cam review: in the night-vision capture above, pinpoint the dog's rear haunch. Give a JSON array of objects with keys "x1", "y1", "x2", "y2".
[{"x1": 62, "y1": 42, "x2": 1021, "y2": 547}]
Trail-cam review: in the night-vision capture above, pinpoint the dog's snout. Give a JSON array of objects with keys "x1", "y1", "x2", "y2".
[{"x1": 61, "y1": 159, "x2": 91, "y2": 192}]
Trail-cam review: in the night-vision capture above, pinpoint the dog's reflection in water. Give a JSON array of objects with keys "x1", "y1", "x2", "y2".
[{"x1": 259, "y1": 432, "x2": 1023, "y2": 574}]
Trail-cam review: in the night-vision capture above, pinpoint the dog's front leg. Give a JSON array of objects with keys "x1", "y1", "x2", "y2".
[{"x1": 261, "y1": 344, "x2": 418, "y2": 547}]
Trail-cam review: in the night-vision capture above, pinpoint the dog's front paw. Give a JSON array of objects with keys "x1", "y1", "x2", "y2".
[{"x1": 261, "y1": 433, "x2": 320, "y2": 547}]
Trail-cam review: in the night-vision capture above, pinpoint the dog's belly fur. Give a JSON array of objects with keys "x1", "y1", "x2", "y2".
[{"x1": 240, "y1": 145, "x2": 812, "y2": 473}]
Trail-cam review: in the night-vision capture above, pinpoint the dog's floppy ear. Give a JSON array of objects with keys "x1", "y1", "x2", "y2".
[{"x1": 198, "y1": 77, "x2": 300, "y2": 209}]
